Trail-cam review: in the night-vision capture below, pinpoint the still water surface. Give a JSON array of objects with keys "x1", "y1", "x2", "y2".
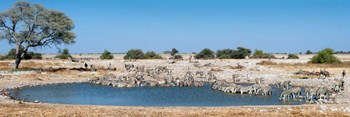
[{"x1": 9, "y1": 83, "x2": 304, "y2": 106}]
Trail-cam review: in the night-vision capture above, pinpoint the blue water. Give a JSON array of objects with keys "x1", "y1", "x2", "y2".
[{"x1": 8, "y1": 83, "x2": 304, "y2": 106}]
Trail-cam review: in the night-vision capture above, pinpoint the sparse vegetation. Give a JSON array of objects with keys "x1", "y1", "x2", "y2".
[
  {"x1": 305, "y1": 50, "x2": 313, "y2": 54},
  {"x1": 123, "y1": 49, "x2": 163, "y2": 59},
  {"x1": 170, "y1": 48, "x2": 179, "y2": 57},
  {"x1": 55, "y1": 49, "x2": 72, "y2": 59},
  {"x1": 0, "y1": 55, "x2": 5, "y2": 60},
  {"x1": 251, "y1": 50, "x2": 275, "y2": 59},
  {"x1": 11, "y1": 68, "x2": 34, "y2": 72},
  {"x1": 168, "y1": 48, "x2": 182, "y2": 59},
  {"x1": 257, "y1": 60, "x2": 277, "y2": 65},
  {"x1": 334, "y1": 51, "x2": 350, "y2": 54},
  {"x1": 258, "y1": 60, "x2": 350, "y2": 68},
  {"x1": 174, "y1": 55, "x2": 183, "y2": 59},
  {"x1": 310, "y1": 48, "x2": 341, "y2": 64},
  {"x1": 124, "y1": 49, "x2": 145, "y2": 59},
  {"x1": 287, "y1": 54, "x2": 299, "y2": 59},
  {"x1": 24, "y1": 52, "x2": 43, "y2": 60},
  {"x1": 100, "y1": 50, "x2": 114, "y2": 60},
  {"x1": 234, "y1": 47, "x2": 252, "y2": 59},
  {"x1": 4, "y1": 49, "x2": 42, "y2": 60},
  {"x1": 4, "y1": 49, "x2": 16, "y2": 60},
  {"x1": 144, "y1": 51, "x2": 163, "y2": 59},
  {"x1": 216, "y1": 49, "x2": 234, "y2": 59},
  {"x1": 216, "y1": 47, "x2": 251, "y2": 59},
  {"x1": 195, "y1": 48, "x2": 215, "y2": 59}
]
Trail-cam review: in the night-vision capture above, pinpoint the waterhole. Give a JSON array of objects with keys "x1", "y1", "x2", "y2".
[{"x1": 8, "y1": 83, "x2": 304, "y2": 106}]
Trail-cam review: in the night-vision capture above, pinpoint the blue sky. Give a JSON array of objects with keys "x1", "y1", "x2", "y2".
[{"x1": 0, "y1": 0, "x2": 349, "y2": 54}]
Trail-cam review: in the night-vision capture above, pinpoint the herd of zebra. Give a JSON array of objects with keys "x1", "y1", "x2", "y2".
[
  {"x1": 93, "y1": 64, "x2": 345, "y2": 103},
  {"x1": 90, "y1": 64, "x2": 214, "y2": 88},
  {"x1": 211, "y1": 78, "x2": 272, "y2": 96},
  {"x1": 211, "y1": 78, "x2": 344, "y2": 103},
  {"x1": 276, "y1": 79, "x2": 344, "y2": 102}
]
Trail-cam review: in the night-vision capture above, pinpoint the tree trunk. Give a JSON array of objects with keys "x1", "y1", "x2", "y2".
[
  {"x1": 13, "y1": 57, "x2": 22, "y2": 69},
  {"x1": 13, "y1": 43, "x2": 26, "y2": 70}
]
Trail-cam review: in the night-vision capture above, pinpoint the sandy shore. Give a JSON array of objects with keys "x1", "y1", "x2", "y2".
[
  {"x1": 1, "y1": 102, "x2": 350, "y2": 116},
  {"x1": 1, "y1": 54, "x2": 350, "y2": 116}
]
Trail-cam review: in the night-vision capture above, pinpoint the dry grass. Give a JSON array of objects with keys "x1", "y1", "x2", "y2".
[
  {"x1": 21, "y1": 61, "x2": 55, "y2": 68},
  {"x1": 0, "y1": 60, "x2": 58, "y2": 70},
  {"x1": 210, "y1": 67, "x2": 224, "y2": 72},
  {"x1": 225, "y1": 65, "x2": 245, "y2": 70},
  {"x1": 0, "y1": 61, "x2": 11, "y2": 70},
  {"x1": 290, "y1": 75, "x2": 320, "y2": 79},
  {"x1": 258, "y1": 60, "x2": 350, "y2": 68}
]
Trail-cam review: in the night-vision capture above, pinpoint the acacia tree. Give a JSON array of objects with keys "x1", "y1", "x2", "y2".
[
  {"x1": 0, "y1": 2, "x2": 75, "y2": 69},
  {"x1": 170, "y1": 48, "x2": 179, "y2": 56}
]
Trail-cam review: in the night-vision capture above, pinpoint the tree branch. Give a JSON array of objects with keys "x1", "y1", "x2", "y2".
[{"x1": 0, "y1": 20, "x2": 13, "y2": 31}]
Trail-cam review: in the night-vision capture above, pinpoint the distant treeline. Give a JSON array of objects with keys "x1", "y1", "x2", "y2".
[
  {"x1": 334, "y1": 51, "x2": 350, "y2": 54},
  {"x1": 0, "y1": 47, "x2": 348, "y2": 64}
]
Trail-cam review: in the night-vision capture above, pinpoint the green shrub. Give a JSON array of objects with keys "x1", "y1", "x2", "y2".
[
  {"x1": 4, "y1": 49, "x2": 42, "y2": 60},
  {"x1": 124, "y1": 49, "x2": 145, "y2": 59},
  {"x1": 174, "y1": 54, "x2": 183, "y2": 59},
  {"x1": 144, "y1": 51, "x2": 163, "y2": 59},
  {"x1": 232, "y1": 47, "x2": 252, "y2": 59},
  {"x1": 24, "y1": 52, "x2": 42, "y2": 60},
  {"x1": 100, "y1": 50, "x2": 114, "y2": 59},
  {"x1": 55, "y1": 48, "x2": 72, "y2": 59},
  {"x1": 195, "y1": 48, "x2": 215, "y2": 59},
  {"x1": 310, "y1": 48, "x2": 341, "y2": 64},
  {"x1": 252, "y1": 50, "x2": 275, "y2": 59},
  {"x1": 216, "y1": 47, "x2": 251, "y2": 59},
  {"x1": 305, "y1": 50, "x2": 313, "y2": 54},
  {"x1": 287, "y1": 54, "x2": 299, "y2": 59},
  {"x1": 5, "y1": 49, "x2": 16, "y2": 59},
  {"x1": 216, "y1": 49, "x2": 234, "y2": 59}
]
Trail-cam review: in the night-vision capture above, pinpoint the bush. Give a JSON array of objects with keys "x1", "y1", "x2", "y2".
[
  {"x1": 310, "y1": 48, "x2": 341, "y2": 64},
  {"x1": 287, "y1": 54, "x2": 299, "y2": 59},
  {"x1": 252, "y1": 50, "x2": 275, "y2": 59},
  {"x1": 4, "y1": 49, "x2": 42, "y2": 60},
  {"x1": 195, "y1": 48, "x2": 215, "y2": 59},
  {"x1": 144, "y1": 51, "x2": 163, "y2": 59},
  {"x1": 124, "y1": 49, "x2": 145, "y2": 59},
  {"x1": 232, "y1": 47, "x2": 252, "y2": 59},
  {"x1": 170, "y1": 48, "x2": 179, "y2": 56},
  {"x1": 5, "y1": 49, "x2": 16, "y2": 59},
  {"x1": 216, "y1": 49, "x2": 234, "y2": 59},
  {"x1": 216, "y1": 47, "x2": 251, "y2": 59},
  {"x1": 0, "y1": 55, "x2": 5, "y2": 60},
  {"x1": 55, "y1": 48, "x2": 72, "y2": 59},
  {"x1": 24, "y1": 52, "x2": 42, "y2": 60},
  {"x1": 305, "y1": 50, "x2": 313, "y2": 54},
  {"x1": 174, "y1": 54, "x2": 183, "y2": 59},
  {"x1": 100, "y1": 50, "x2": 114, "y2": 59}
]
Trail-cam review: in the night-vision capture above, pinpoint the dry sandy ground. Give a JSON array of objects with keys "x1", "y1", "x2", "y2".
[
  {"x1": 0, "y1": 54, "x2": 350, "y2": 116},
  {"x1": 1, "y1": 103, "x2": 350, "y2": 117}
]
